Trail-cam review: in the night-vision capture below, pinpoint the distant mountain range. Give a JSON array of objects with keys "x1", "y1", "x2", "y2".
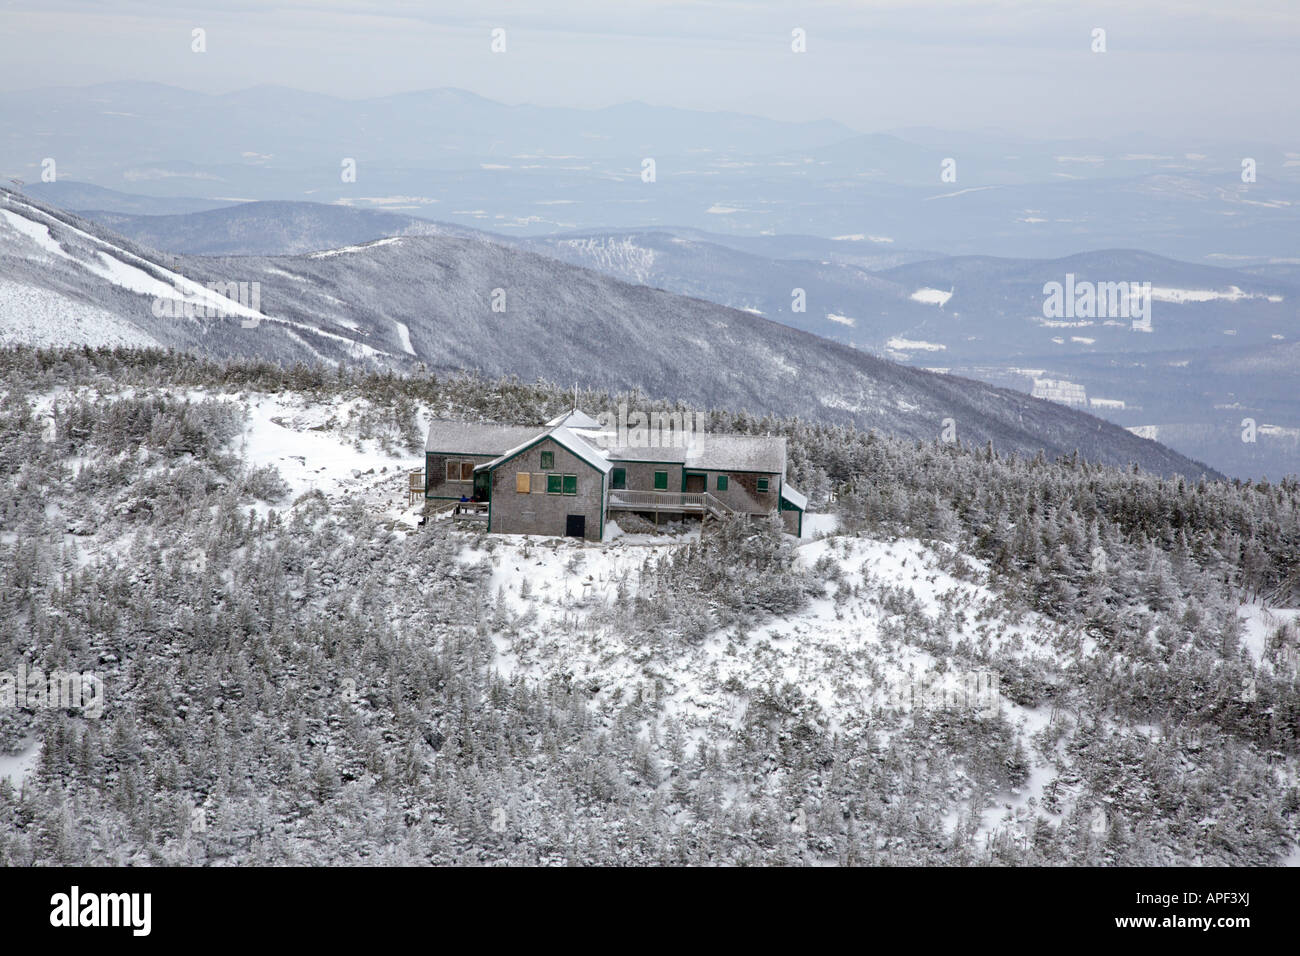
[
  {"x1": 0, "y1": 187, "x2": 1216, "y2": 479},
  {"x1": 61, "y1": 197, "x2": 1299, "y2": 362},
  {"x1": 61, "y1": 192, "x2": 943, "y2": 268},
  {"x1": 17, "y1": 181, "x2": 236, "y2": 217},
  {"x1": 5, "y1": 82, "x2": 1299, "y2": 259}
]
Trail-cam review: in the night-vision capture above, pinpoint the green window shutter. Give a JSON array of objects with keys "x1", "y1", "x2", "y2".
[
  {"x1": 757, "y1": 477, "x2": 769, "y2": 493},
  {"x1": 540, "y1": 451, "x2": 555, "y2": 470},
  {"x1": 716, "y1": 475, "x2": 728, "y2": 491},
  {"x1": 653, "y1": 471, "x2": 668, "y2": 490},
  {"x1": 612, "y1": 468, "x2": 626, "y2": 490},
  {"x1": 562, "y1": 474, "x2": 577, "y2": 495},
  {"x1": 547, "y1": 474, "x2": 562, "y2": 494}
]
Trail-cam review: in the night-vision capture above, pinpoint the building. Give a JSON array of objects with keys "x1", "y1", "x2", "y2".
[{"x1": 422, "y1": 409, "x2": 806, "y2": 540}]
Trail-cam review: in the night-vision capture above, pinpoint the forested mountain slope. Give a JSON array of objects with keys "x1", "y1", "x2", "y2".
[
  {"x1": 0, "y1": 189, "x2": 1218, "y2": 479},
  {"x1": 0, "y1": 348, "x2": 1295, "y2": 865}
]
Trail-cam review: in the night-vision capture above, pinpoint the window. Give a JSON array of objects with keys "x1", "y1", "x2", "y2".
[
  {"x1": 611, "y1": 467, "x2": 626, "y2": 490},
  {"x1": 653, "y1": 471, "x2": 668, "y2": 490},
  {"x1": 540, "y1": 451, "x2": 555, "y2": 470},
  {"x1": 444, "y1": 459, "x2": 475, "y2": 482},
  {"x1": 516, "y1": 472, "x2": 530, "y2": 494},
  {"x1": 532, "y1": 473, "x2": 545, "y2": 493},
  {"x1": 716, "y1": 475, "x2": 728, "y2": 491},
  {"x1": 547, "y1": 474, "x2": 578, "y2": 495},
  {"x1": 756, "y1": 477, "x2": 769, "y2": 493}
]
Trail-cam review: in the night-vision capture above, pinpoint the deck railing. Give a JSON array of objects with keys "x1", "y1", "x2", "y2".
[
  {"x1": 609, "y1": 489, "x2": 701, "y2": 512},
  {"x1": 408, "y1": 470, "x2": 425, "y2": 506},
  {"x1": 700, "y1": 492, "x2": 731, "y2": 519},
  {"x1": 452, "y1": 501, "x2": 489, "y2": 523},
  {"x1": 608, "y1": 489, "x2": 735, "y2": 518}
]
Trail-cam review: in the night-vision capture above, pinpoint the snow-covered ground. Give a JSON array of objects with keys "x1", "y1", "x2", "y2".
[
  {"x1": 0, "y1": 279, "x2": 158, "y2": 348},
  {"x1": 1239, "y1": 603, "x2": 1300, "y2": 664},
  {"x1": 393, "y1": 320, "x2": 415, "y2": 356},
  {"x1": 887, "y1": 336, "x2": 946, "y2": 352},
  {"x1": 7, "y1": 385, "x2": 433, "y2": 530},
  {"x1": 909, "y1": 287, "x2": 953, "y2": 307},
  {"x1": 0, "y1": 206, "x2": 265, "y2": 323},
  {"x1": 1032, "y1": 378, "x2": 1088, "y2": 405},
  {"x1": 460, "y1": 523, "x2": 1074, "y2": 845},
  {"x1": 307, "y1": 237, "x2": 402, "y2": 259},
  {"x1": 0, "y1": 739, "x2": 39, "y2": 789},
  {"x1": 10, "y1": 383, "x2": 1295, "y2": 860},
  {"x1": 1150, "y1": 286, "x2": 1283, "y2": 304},
  {"x1": 232, "y1": 390, "x2": 430, "y2": 522}
]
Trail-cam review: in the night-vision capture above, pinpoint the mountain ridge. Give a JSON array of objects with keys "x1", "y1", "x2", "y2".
[{"x1": 0, "y1": 187, "x2": 1219, "y2": 480}]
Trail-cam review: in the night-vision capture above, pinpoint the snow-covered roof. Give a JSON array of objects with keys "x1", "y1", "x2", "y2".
[
  {"x1": 604, "y1": 433, "x2": 785, "y2": 472},
  {"x1": 426, "y1": 416, "x2": 784, "y2": 475},
  {"x1": 551, "y1": 426, "x2": 613, "y2": 473},
  {"x1": 425, "y1": 421, "x2": 544, "y2": 455},
  {"x1": 475, "y1": 425, "x2": 612, "y2": 475},
  {"x1": 545, "y1": 409, "x2": 604, "y2": 429},
  {"x1": 605, "y1": 444, "x2": 688, "y2": 463},
  {"x1": 685, "y1": 433, "x2": 786, "y2": 474},
  {"x1": 780, "y1": 483, "x2": 807, "y2": 511}
]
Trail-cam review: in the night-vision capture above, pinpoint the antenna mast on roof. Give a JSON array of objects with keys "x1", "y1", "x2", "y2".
[{"x1": 573, "y1": 383, "x2": 578, "y2": 412}]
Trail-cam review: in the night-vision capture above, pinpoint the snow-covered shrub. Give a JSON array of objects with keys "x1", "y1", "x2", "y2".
[{"x1": 241, "y1": 463, "x2": 291, "y2": 502}]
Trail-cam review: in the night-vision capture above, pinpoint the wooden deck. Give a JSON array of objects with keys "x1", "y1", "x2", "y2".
[{"x1": 607, "y1": 489, "x2": 733, "y2": 519}]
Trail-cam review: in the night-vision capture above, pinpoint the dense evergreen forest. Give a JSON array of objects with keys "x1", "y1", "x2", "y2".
[{"x1": 1, "y1": 346, "x2": 1296, "y2": 865}]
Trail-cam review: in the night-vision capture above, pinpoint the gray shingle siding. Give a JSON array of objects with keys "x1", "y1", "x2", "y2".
[
  {"x1": 426, "y1": 451, "x2": 496, "y2": 499},
  {"x1": 695, "y1": 469, "x2": 781, "y2": 514},
  {"x1": 487, "y1": 436, "x2": 606, "y2": 541}
]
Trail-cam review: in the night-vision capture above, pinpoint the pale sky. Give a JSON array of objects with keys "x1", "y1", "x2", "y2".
[{"x1": 2, "y1": 0, "x2": 1297, "y2": 141}]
